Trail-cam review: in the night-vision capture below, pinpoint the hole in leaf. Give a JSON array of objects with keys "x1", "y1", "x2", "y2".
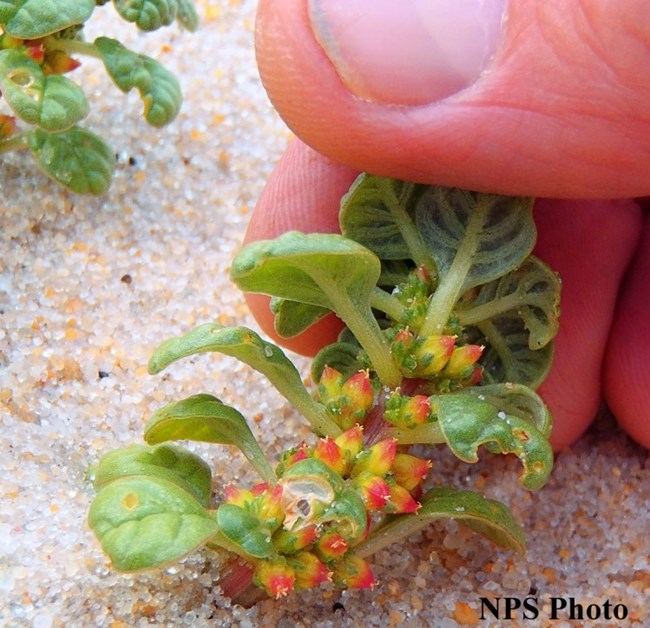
[
  {"x1": 7, "y1": 70, "x2": 35, "y2": 89},
  {"x1": 122, "y1": 493, "x2": 140, "y2": 510}
]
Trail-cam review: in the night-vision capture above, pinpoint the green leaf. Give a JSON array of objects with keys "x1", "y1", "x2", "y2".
[
  {"x1": 0, "y1": 0, "x2": 95, "y2": 38},
  {"x1": 311, "y1": 341, "x2": 363, "y2": 383},
  {"x1": 436, "y1": 394, "x2": 553, "y2": 490},
  {"x1": 474, "y1": 315, "x2": 554, "y2": 389},
  {"x1": 340, "y1": 174, "x2": 434, "y2": 268},
  {"x1": 28, "y1": 126, "x2": 114, "y2": 194},
  {"x1": 0, "y1": 49, "x2": 89, "y2": 132},
  {"x1": 356, "y1": 487, "x2": 525, "y2": 558},
  {"x1": 144, "y1": 393, "x2": 276, "y2": 485},
  {"x1": 417, "y1": 188, "x2": 535, "y2": 336},
  {"x1": 457, "y1": 256, "x2": 561, "y2": 350},
  {"x1": 176, "y1": 0, "x2": 198, "y2": 31},
  {"x1": 147, "y1": 323, "x2": 339, "y2": 437},
  {"x1": 270, "y1": 297, "x2": 331, "y2": 338},
  {"x1": 458, "y1": 383, "x2": 552, "y2": 437},
  {"x1": 215, "y1": 503, "x2": 274, "y2": 559},
  {"x1": 94, "y1": 36, "x2": 181, "y2": 127},
  {"x1": 417, "y1": 188, "x2": 535, "y2": 291},
  {"x1": 378, "y1": 259, "x2": 413, "y2": 288},
  {"x1": 320, "y1": 488, "x2": 368, "y2": 543},
  {"x1": 113, "y1": 0, "x2": 176, "y2": 32},
  {"x1": 93, "y1": 443, "x2": 212, "y2": 508},
  {"x1": 280, "y1": 457, "x2": 345, "y2": 495},
  {"x1": 88, "y1": 475, "x2": 218, "y2": 571},
  {"x1": 231, "y1": 231, "x2": 401, "y2": 387}
]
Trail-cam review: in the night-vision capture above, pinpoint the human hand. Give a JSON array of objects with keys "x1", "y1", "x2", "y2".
[{"x1": 243, "y1": 0, "x2": 650, "y2": 451}]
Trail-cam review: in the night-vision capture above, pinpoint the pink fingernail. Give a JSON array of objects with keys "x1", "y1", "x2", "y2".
[{"x1": 309, "y1": 0, "x2": 506, "y2": 105}]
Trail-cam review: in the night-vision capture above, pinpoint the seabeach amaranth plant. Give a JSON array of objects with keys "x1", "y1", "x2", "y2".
[
  {"x1": 88, "y1": 175, "x2": 560, "y2": 601},
  {"x1": 0, "y1": 0, "x2": 197, "y2": 194}
]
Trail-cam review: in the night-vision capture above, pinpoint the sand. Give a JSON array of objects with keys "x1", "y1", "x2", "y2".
[{"x1": 1, "y1": 2, "x2": 648, "y2": 626}]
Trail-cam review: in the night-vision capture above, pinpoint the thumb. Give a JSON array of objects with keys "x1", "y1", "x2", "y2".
[{"x1": 256, "y1": 0, "x2": 650, "y2": 198}]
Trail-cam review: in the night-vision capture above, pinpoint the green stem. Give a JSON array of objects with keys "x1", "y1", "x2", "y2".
[
  {"x1": 388, "y1": 421, "x2": 445, "y2": 445},
  {"x1": 356, "y1": 511, "x2": 448, "y2": 559},
  {"x1": 379, "y1": 178, "x2": 437, "y2": 273},
  {"x1": 308, "y1": 267, "x2": 402, "y2": 388},
  {"x1": 287, "y1": 392, "x2": 341, "y2": 439},
  {"x1": 456, "y1": 293, "x2": 525, "y2": 326},
  {"x1": 44, "y1": 37, "x2": 102, "y2": 59},
  {"x1": 239, "y1": 442, "x2": 278, "y2": 486},
  {"x1": 0, "y1": 134, "x2": 29, "y2": 153},
  {"x1": 420, "y1": 206, "x2": 487, "y2": 336},
  {"x1": 370, "y1": 287, "x2": 406, "y2": 322}
]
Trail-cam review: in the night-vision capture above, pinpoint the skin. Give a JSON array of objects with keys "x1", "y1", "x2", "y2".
[{"x1": 243, "y1": 0, "x2": 650, "y2": 451}]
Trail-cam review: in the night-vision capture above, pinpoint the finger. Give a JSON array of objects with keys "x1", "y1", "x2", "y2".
[
  {"x1": 534, "y1": 199, "x2": 643, "y2": 450},
  {"x1": 256, "y1": 0, "x2": 650, "y2": 198},
  {"x1": 242, "y1": 140, "x2": 354, "y2": 355},
  {"x1": 603, "y1": 212, "x2": 650, "y2": 448}
]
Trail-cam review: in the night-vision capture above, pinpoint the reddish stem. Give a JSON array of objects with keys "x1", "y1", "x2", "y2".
[{"x1": 218, "y1": 556, "x2": 267, "y2": 607}]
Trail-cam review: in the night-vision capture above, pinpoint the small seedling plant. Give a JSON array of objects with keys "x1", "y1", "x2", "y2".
[
  {"x1": 89, "y1": 175, "x2": 561, "y2": 601},
  {"x1": 0, "y1": 0, "x2": 198, "y2": 194}
]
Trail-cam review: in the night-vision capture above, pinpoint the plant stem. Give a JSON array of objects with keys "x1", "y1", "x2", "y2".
[
  {"x1": 288, "y1": 392, "x2": 341, "y2": 439},
  {"x1": 355, "y1": 512, "x2": 435, "y2": 559},
  {"x1": 456, "y1": 293, "x2": 525, "y2": 326},
  {"x1": 388, "y1": 421, "x2": 445, "y2": 445},
  {"x1": 307, "y1": 267, "x2": 402, "y2": 388},
  {"x1": 370, "y1": 287, "x2": 406, "y2": 322},
  {"x1": 379, "y1": 178, "x2": 437, "y2": 273},
  {"x1": 420, "y1": 205, "x2": 487, "y2": 336},
  {"x1": 44, "y1": 37, "x2": 102, "y2": 59},
  {"x1": 215, "y1": 555, "x2": 267, "y2": 607}
]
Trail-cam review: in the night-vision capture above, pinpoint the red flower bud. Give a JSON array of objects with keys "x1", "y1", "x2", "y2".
[
  {"x1": 25, "y1": 45, "x2": 45, "y2": 64},
  {"x1": 341, "y1": 370, "x2": 374, "y2": 414},
  {"x1": 405, "y1": 395, "x2": 431, "y2": 424},
  {"x1": 393, "y1": 327, "x2": 414, "y2": 347},
  {"x1": 385, "y1": 393, "x2": 431, "y2": 428},
  {"x1": 466, "y1": 364, "x2": 484, "y2": 386},
  {"x1": 442, "y1": 344, "x2": 484, "y2": 379},
  {"x1": 334, "y1": 424, "x2": 364, "y2": 473},
  {"x1": 331, "y1": 554, "x2": 376, "y2": 590},
  {"x1": 277, "y1": 443, "x2": 309, "y2": 474},
  {"x1": 255, "y1": 484, "x2": 284, "y2": 531},
  {"x1": 319, "y1": 365, "x2": 343, "y2": 399},
  {"x1": 319, "y1": 368, "x2": 374, "y2": 428},
  {"x1": 413, "y1": 334, "x2": 456, "y2": 376},
  {"x1": 354, "y1": 472, "x2": 391, "y2": 511},
  {"x1": 315, "y1": 530, "x2": 349, "y2": 561},
  {"x1": 413, "y1": 265, "x2": 433, "y2": 286},
  {"x1": 223, "y1": 484, "x2": 253, "y2": 508},
  {"x1": 386, "y1": 482, "x2": 420, "y2": 514},
  {"x1": 313, "y1": 437, "x2": 346, "y2": 476},
  {"x1": 391, "y1": 453, "x2": 432, "y2": 491},
  {"x1": 289, "y1": 551, "x2": 332, "y2": 589},
  {"x1": 43, "y1": 50, "x2": 81, "y2": 75},
  {"x1": 352, "y1": 439, "x2": 397, "y2": 478},
  {"x1": 254, "y1": 560, "x2": 296, "y2": 599},
  {"x1": 273, "y1": 524, "x2": 320, "y2": 554}
]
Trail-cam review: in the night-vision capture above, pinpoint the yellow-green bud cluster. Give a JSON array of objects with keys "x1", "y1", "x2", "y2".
[{"x1": 223, "y1": 425, "x2": 432, "y2": 599}]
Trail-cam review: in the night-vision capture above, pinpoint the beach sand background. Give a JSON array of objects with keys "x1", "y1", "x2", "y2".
[{"x1": 1, "y1": 2, "x2": 648, "y2": 626}]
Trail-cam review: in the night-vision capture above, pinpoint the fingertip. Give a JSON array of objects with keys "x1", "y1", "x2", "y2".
[
  {"x1": 257, "y1": 0, "x2": 650, "y2": 197},
  {"x1": 604, "y1": 214, "x2": 650, "y2": 448},
  {"x1": 243, "y1": 140, "x2": 357, "y2": 244},
  {"x1": 533, "y1": 198, "x2": 643, "y2": 451}
]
